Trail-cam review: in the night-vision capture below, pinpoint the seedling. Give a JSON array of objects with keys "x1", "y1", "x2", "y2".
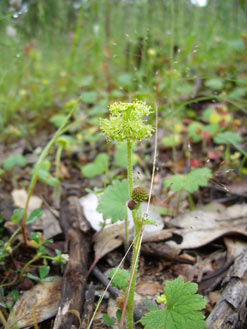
[
  {"x1": 0, "y1": 208, "x2": 43, "y2": 266},
  {"x1": 0, "y1": 288, "x2": 19, "y2": 310},
  {"x1": 2, "y1": 154, "x2": 27, "y2": 187},
  {"x1": 164, "y1": 168, "x2": 212, "y2": 213},
  {"x1": 27, "y1": 265, "x2": 54, "y2": 282}
]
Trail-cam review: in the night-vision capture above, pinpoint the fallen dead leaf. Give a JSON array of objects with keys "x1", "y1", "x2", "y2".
[
  {"x1": 226, "y1": 179, "x2": 247, "y2": 196},
  {"x1": 7, "y1": 276, "x2": 62, "y2": 329},
  {"x1": 93, "y1": 224, "x2": 125, "y2": 262},
  {"x1": 136, "y1": 280, "x2": 163, "y2": 296},
  {"x1": 42, "y1": 208, "x2": 62, "y2": 240},
  {"x1": 11, "y1": 189, "x2": 42, "y2": 215},
  {"x1": 167, "y1": 203, "x2": 247, "y2": 249},
  {"x1": 224, "y1": 237, "x2": 247, "y2": 259}
]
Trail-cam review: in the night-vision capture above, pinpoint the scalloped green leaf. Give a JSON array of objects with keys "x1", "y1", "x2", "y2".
[
  {"x1": 81, "y1": 153, "x2": 109, "y2": 178},
  {"x1": 164, "y1": 168, "x2": 212, "y2": 194},
  {"x1": 140, "y1": 278, "x2": 207, "y2": 329},
  {"x1": 3, "y1": 154, "x2": 27, "y2": 171},
  {"x1": 108, "y1": 268, "x2": 130, "y2": 289},
  {"x1": 97, "y1": 180, "x2": 129, "y2": 223},
  {"x1": 214, "y1": 131, "x2": 242, "y2": 145}
]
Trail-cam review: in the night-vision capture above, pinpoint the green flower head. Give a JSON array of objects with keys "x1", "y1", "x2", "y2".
[{"x1": 100, "y1": 100, "x2": 154, "y2": 142}]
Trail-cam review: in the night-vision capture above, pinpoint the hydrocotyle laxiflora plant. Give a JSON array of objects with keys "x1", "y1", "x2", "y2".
[{"x1": 100, "y1": 100, "x2": 155, "y2": 329}]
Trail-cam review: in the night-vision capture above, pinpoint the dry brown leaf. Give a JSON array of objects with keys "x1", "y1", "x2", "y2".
[
  {"x1": 224, "y1": 237, "x2": 247, "y2": 259},
  {"x1": 226, "y1": 179, "x2": 247, "y2": 196},
  {"x1": 42, "y1": 208, "x2": 62, "y2": 240},
  {"x1": 93, "y1": 224, "x2": 125, "y2": 261},
  {"x1": 167, "y1": 203, "x2": 247, "y2": 249},
  {"x1": 11, "y1": 189, "x2": 42, "y2": 215},
  {"x1": 136, "y1": 280, "x2": 163, "y2": 296},
  {"x1": 7, "y1": 276, "x2": 62, "y2": 329}
]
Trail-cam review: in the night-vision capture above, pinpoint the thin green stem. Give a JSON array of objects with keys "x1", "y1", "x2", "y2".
[
  {"x1": 188, "y1": 194, "x2": 195, "y2": 210},
  {"x1": 125, "y1": 139, "x2": 133, "y2": 248},
  {"x1": 176, "y1": 190, "x2": 182, "y2": 215},
  {"x1": 19, "y1": 253, "x2": 41, "y2": 280},
  {"x1": 126, "y1": 222, "x2": 142, "y2": 329},
  {"x1": 8, "y1": 226, "x2": 21, "y2": 245},
  {"x1": 21, "y1": 106, "x2": 77, "y2": 244},
  {"x1": 127, "y1": 139, "x2": 133, "y2": 198},
  {"x1": 54, "y1": 145, "x2": 63, "y2": 203}
]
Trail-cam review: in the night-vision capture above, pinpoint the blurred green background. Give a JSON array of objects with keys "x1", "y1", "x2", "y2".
[{"x1": 0, "y1": 0, "x2": 246, "y2": 140}]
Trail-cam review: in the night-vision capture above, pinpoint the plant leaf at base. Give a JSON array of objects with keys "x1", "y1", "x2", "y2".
[{"x1": 140, "y1": 277, "x2": 207, "y2": 329}]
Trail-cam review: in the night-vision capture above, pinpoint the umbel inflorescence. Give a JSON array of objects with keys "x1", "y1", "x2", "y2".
[{"x1": 100, "y1": 100, "x2": 154, "y2": 142}]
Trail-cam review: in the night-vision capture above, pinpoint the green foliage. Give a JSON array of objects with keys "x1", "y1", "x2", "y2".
[
  {"x1": 113, "y1": 142, "x2": 138, "y2": 168},
  {"x1": 27, "y1": 265, "x2": 54, "y2": 282},
  {"x1": 33, "y1": 160, "x2": 59, "y2": 187},
  {"x1": 5, "y1": 290, "x2": 19, "y2": 309},
  {"x1": 109, "y1": 267, "x2": 130, "y2": 289},
  {"x1": 102, "y1": 310, "x2": 122, "y2": 327},
  {"x1": 100, "y1": 101, "x2": 154, "y2": 142},
  {"x1": 10, "y1": 208, "x2": 25, "y2": 224},
  {"x1": 29, "y1": 232, "x2": 51, "y2": 254},
  {"x1": 117, "y1": 73, "x2": 134, "y2": 88},
  {"x1": 0, "y1": 168, "x2": 4, "y2": 181},
  {"x1": 102, "y1": 314, "x2": 115, "y2": 326},
  {"x1": 205, "y1": 78, "x2": 224, "y2": 90},
  {"x1": 164, "y1": 168, "x2": 212, "y2": 194},
  {"x1": 162, "y1": 135, "x2": 182, "y2": 148},
  {"x1": 26, "y1": 208, "x2": 43, "y2": 225},
  {"x1": 81, "y1": 153, "x2": 109, "y2": 178},
  {"x1": 97, "y1": 180, "x2": 129, "y2": 223},
  {"x1": 10, "y1": 208, "x2": 42, "y2": 225},
  {"x1": 2, "y1": 154, "x2": 27, "y2": 171},
  {"x1": 56, "y1": 135, "x2": 75, "y2": 150},
  {"x1": 187, "y1": 122, "x2": 205, "y2": 142},
  {"x1": 214, "y1": 131, "x2": 242, "y2": 145},
  {"x1": 81, "y1": 91, "x2": 97, "y2": 104},
  {"x1": 228, "y1": 87, "x2": 246, "y2": 100},
  {"x1": 140, "y1": 278, "x2": 207, "y2": 329},
  {"x1": 114, "y1": 142, "x2": 129, "y2": 168},
  {"x1": 50, "y1": 114, "x2": 68, "y2": 128}
]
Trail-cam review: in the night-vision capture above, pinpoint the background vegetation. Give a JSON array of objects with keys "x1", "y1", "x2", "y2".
[{"x1": 0, "y1": 0, "x2": 246, "y2": 142}]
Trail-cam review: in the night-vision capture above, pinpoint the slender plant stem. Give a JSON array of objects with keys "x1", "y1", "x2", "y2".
[
  {"x1": 7, "y1": 226, "x2": 21, "y2": 245},
  {"x1": 0, "y1": 309, "x2": 9, "y2": 329},
  {"x1": 176, "y1": 190, "x2": 182, "y2": 215},
  {"x1": 127, "y1": 139, "x2": 137, "y2": 225},
  {"x1": 118, "y1": 221, "x2": 143, "y2": 329},
  {"x1": 127, "y1": 139, "x2": 133, "y2": 198},
  {"x1": 21, "y1": 106, "x2": 77, "y2": 244},
  {"x1": 126, "y1": 222, "x2": 142, "y2": 329},
  {"x1": 126, "y1": 139, "x2": 133, "y2": 248},
  {"x1": 54, "y1": 145, "x2": 63, "y2": 203},
  {"x1": 19, "y1": 253, "x2": 41, "y2": 280},
  {"x1": 188, "y1": 194, "x2": 195, "y2": 210}
]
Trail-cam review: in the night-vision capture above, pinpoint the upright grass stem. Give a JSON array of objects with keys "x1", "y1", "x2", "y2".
[{"x1": 54, "y1": 144, "x2": 63, "y2": 204}]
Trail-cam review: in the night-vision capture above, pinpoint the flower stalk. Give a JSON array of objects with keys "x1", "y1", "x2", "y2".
[{"x1": 100, "y1": 100, "x2": 154, "y2": 328}]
